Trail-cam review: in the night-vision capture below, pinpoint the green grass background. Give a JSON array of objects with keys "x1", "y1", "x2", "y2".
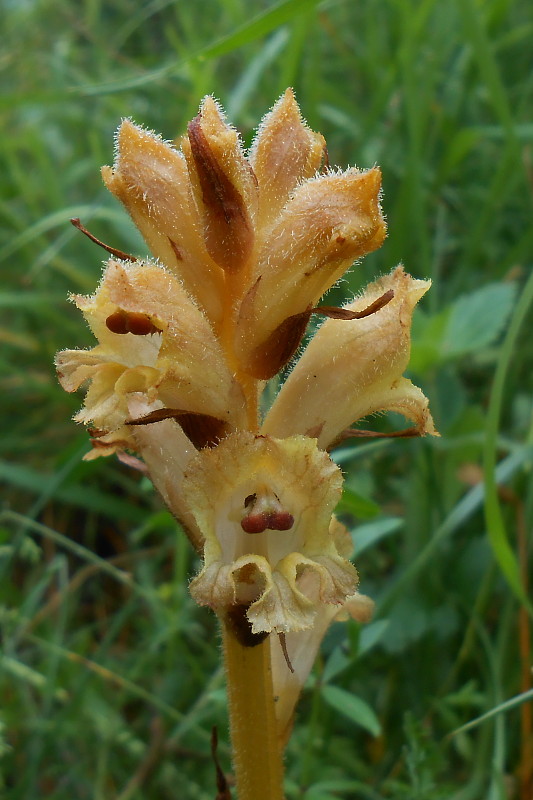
[{"x1": 1, "y1": 0, "x2": 532, "y2": 797}]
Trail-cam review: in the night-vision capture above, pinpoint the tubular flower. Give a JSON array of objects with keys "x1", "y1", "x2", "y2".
[{"x1": 56, "y1": 89, "x2": 436, "y2": 653}]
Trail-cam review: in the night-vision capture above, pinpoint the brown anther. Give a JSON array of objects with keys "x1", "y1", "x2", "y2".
[
  {"x1": 240, "y1": 492, "x2": 294, "y2": 533},
  {"x1": 241, "y1": 511, "x2": 294, "y2": 533},
  {"x1": 105, "y1": 309, "x2": 161, "y2": 335},
  {"x1": 70, "y1": 218, "x2": 137, "y2": 261},
  {"x1": 241, "y1": 512, "x2": 270, "y2": 534},
  {"x1": 268, "y1": 511, "x2": 295, "y2": 531}
]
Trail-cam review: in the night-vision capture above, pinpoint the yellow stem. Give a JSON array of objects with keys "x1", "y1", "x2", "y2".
[
  {"x1": 218, "y1": 266, "x2": 280, "y2": 796},
  {"x1": 222, "y1": 624, "x2": 285, "y2": 800}
]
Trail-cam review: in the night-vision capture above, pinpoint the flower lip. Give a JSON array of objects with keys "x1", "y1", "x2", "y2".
[{"x1": 185, "y1": 433, "x2": 357, "y2": 634}]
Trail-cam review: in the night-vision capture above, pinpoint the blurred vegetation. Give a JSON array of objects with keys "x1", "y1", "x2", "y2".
[{"x1": 1, "y1": 0, "x2": 532, "y2": 798}]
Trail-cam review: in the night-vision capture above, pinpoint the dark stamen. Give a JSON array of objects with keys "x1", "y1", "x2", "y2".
[
  {"x1": 70, "y1": 218, "x2": 137, "y2": 262},
  {"x1": 241, "y1": 510, "x2": 294, "y2": 534},
  {"x1": 106, "y1": 309, "x2": 160, "y2": 335}
]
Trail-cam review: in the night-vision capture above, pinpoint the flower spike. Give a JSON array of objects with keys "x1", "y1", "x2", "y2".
[{"x1": 56, "y1": 92, "x2": 437, "y2": 768}]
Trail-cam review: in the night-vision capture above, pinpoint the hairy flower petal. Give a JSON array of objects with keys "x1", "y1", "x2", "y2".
[
  {"x1": 102, "y1": 120, "x2": 225, "y2": 323},
  {"x1": 262, "y1": 266, "x2": 436, "y2": 448},
  {"x1": 184, "y1": 432, "x2": 357, "y2": 633},
  {"x1": 56, "y1": 93, "x2": 438, "y2": 716},
  {"x1": 249, "y1": 88, "x2": 326, "y2": 230},
  {"x1": 234, "y1": 168, "x2": 386, "y2": 378},
  {"x1": 271, "y1": 589, "x2": 374, "y2": 743},
  {"x1": 183, "y1": 96, "x2": 258, "y2": 274},
  {"x1": 56, "y1": 258, "x2": 246, "y2": 457},
  {"x1": 127, "y1": 395, "x2": 203, "y2": 552}
]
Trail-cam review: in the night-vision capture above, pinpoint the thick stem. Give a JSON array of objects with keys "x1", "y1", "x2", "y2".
[{"x1": 222, "y1": 624, "x2": 285, "y2": 800}]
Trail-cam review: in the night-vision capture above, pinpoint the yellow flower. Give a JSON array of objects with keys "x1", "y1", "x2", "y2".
[
  {"x1": 56, "y1": 89, "x2": 436, "y2": 650},
  {"x1": 262, "y1": 265, "x2": 437, "y2": 449},
  {"x1": 185, "y1": 433, "x2": 356, "y2": 634}
]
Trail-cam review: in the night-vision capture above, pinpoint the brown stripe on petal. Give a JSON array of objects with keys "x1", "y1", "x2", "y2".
[
  {"x1": 187, "y1": 115, "x2": 253, "y2": 273},
  {"x1": 341, "y1": 426, "x2": 420, "y2": 438},
  {"x1": 305, "y1": 422, "x2": 325, "y2": 439},
  {"x1": 177, "y1": 412, "x2": 230, "y2": 449},
  {"x1": 127, "y1": 408, "x2": 229, "y2": 449},
  {"x1": 168, "y1": 237, "x2": 183, "y2": 261},
  {"x1": 245, "y1": 308, "x2": 312, "y2": 379}
]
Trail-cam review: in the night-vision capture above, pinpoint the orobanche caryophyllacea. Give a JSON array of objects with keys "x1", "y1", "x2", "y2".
[{"x1": 56, "y1": 89, "x2": 437, "y2": 800}]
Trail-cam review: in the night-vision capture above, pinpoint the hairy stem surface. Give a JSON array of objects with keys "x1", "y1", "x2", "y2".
[{"x1": 222, "y1": 624, "x2": 285, "y2": 800}]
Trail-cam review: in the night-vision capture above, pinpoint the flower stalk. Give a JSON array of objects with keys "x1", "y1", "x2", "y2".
[
  {"x1": 56, "y1": 89, "x2": 437, "y2": 798},
  {"x1": 222, "y1": 630, "x2": 285, "y2": 800}
]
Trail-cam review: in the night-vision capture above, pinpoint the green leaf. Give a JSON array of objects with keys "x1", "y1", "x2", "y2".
[
  {"x1": 410, "y1": 307, "x2": 450, "y2": 373},
  {"x1": 0, "y1": 460, "x2": 148, "y2": 524},
  {"x1": 359, "y1": 619, "x2": 390, "y2": 656},
  {"x1": 451, "y1": 687, "x2": 533, "y2": 737},
  {"x1": 321, "y1": 685, "x2": 381, "y2": 737},
  {"x1": 352, "y1": 517, "x2": 403, "y2": 556},
  {"x1": 483, "y1": 270, "x2": 533, "y2": 612},
  {"x1": 337, "y1": 487, "x2": 380, "y2": 519},
  {"x1": 75, "y1": 0, "x2": 322, "y2": 95},
  {"x1": 441, "y1": 282, "x2": 517, "y2": 359}
]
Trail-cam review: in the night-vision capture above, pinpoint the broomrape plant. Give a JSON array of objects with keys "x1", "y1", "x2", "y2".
[{"x1": 56, "y1": 89, "x2": 437, "y2": 799}]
